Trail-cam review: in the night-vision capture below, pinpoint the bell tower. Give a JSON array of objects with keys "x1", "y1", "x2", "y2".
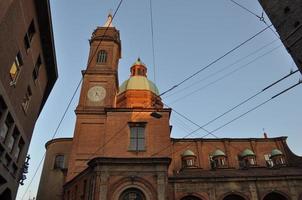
[
  {"x1": 66, "y1": 15, "x2": 122, "y2": 181},
  {"x1": 77, "y1": 14, "x2": 121, "y2": 110}
]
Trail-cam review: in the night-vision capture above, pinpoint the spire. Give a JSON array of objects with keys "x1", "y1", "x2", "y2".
[{"x1": 102, "y1": 13, "x2": 114, "y2": 27}]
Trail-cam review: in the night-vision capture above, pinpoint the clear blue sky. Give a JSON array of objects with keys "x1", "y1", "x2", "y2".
[{"x1": 17, "y1": 0, "x2": 302, "y2": 199}]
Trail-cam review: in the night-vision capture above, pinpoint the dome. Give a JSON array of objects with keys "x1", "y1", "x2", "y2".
[
  {"x1": 241, "y1": 149, "x2": 255, "y2": 157},
  {"x1": 212, "y1": 149, "x2": 226, "y2": 158},
  {"x1": 118, "y1": 58, "x2": 160, "y2": 95},
  {"x1": 182, "y1": 150, "x2": 195, "y2": 157},
  {"x1": 118, "y1": 76, "x2": 159, "y2": 95},
  {"x1": 271, "y1": 149, "x2": 283, "y2": 157}
]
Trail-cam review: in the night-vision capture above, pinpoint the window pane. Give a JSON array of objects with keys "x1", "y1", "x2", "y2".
[
  {"x1": 137, "y1": 138, "x2": 145, "y2": 150},
  {"x1": 10, "y1": 62, "x2": 18, "y2": 80},
  {"x1": 54, "y1": 155, "x2": 64, "y2": 169},
  {"x1": 129, "y1": 138, "x2": 136, "y2": 150},
  {"x1": 137, "y1": 127, "x2": 144, "y2": 138}
]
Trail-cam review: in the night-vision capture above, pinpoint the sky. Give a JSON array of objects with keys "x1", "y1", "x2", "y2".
[{"x1": 17, "y1": 0, "x2": 302, "y2": 199}]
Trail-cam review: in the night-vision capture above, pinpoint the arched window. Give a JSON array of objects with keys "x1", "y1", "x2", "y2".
[
  {"x1": 54, "y1": 154, "x2": 64, "y2": 169},
  {"x1": 263, "y1": 192, "x2": 288, "y2": 200},
  {"x1": 119, "y1": 188, "x2": 146, "y2": 200},
  {"x1": 97, "y1": 50, "x2": 107, "y2": 63}
]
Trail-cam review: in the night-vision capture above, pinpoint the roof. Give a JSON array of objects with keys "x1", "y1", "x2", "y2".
[
  {"x1": 271, "y1": 149, "x2": 283, "y2": 157},
  {"x1": 119, "y1": 76, "x2": 159, "y2": 95},
  {"x1": 241, "y1": 149, "x2": 255, "y2": 157},
  {"x1": 212, "y1": 149, "x2": 226, "y2": 158},
  {"x1": 182, "y1": 150, "x2": 195, "y2": 157}
]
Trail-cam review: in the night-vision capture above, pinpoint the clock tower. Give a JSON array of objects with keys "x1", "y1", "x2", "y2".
[
  {"x1": 66, "y1": 15, "x2": 122, "y2": 180},
  {"x1": 77, "y1": 14, "x2": 121, "y2": 110}
]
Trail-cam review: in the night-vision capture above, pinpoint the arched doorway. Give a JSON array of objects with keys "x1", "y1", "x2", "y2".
[
  {"x1": 0, "y1": 188, "x2": 12, "y2": 200},
  {"x1": 263, "y1": 192, "x2": 288, "y2": 200},
  {"x1": 181, "y1": 195, "x2": 202, "y2": 200},
  {"x1": 223, "y1": 194, "x2": 246, "y2": 200},
  {"x1": 119, "y1": 188, "x2": 146, "y2": 200}
]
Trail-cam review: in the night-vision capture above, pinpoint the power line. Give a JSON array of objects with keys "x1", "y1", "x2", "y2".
[
  {"x1": 160, "y1": 25, "x2": 271, "y2": 97},
  {"x1": 168, "y1": 44, "x2": 282, "y2": 104},
  {"x1": 228, "y1": 0, "x2": 279, "y2": 39},
  {"x1": 209, "y1": 80, "x2": 302, "y2": 135},
  {"x1": 149, "y1": 0, "x2": 157, "y2": 83},
  {"x1": 229, "y1": 0, "x2": 261, "y2": 19},
  {"x1": 151, "y1": 72, "x2": 300, "y2": 157},
  {"x1": 165, "y1": 38, "x2": 279, "y2": 99},
  {"x1": 20, "y1": 1, "x2": 124, "y2": 198}
]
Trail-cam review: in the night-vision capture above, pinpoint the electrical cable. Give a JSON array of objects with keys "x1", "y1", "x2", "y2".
[
  {"x1": 168, "y1": 45, "x2": 282, "y2": 104},
  {"x1": 165, "y1": 38, "x2": 279, "y2": 99},
  {"x1": 151, "y1": 72, "x2": 300, "y2": 157},
  {"x1": 149, "y1": 0, "x2": 157, "y2": 83},
  {"x1": 160, "y1": 25, "x2": 271, "y2": 97},
  {"x1": 20, "y1": 1, "x2": 124, "y2": 198},
  {"x1": 228, "y1": 0, "x2": 279, "y2": 39}
]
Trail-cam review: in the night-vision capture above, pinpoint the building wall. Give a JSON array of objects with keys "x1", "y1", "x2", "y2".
[
  {"x1": 258, "y1": 0, "x2": 302, "y2": 73},
  {"x1": 0, "y1": 0, "x2": 57, "y2": 198},
  {"x1": 36, "y1": 138, "x2": 73, "y2": 200},
  {"x1": 170, "y1": 137, "x2": 287, "y2": 172},
  {"x1": 66, "y1": 109, "x2": 172, "y2": 181}
]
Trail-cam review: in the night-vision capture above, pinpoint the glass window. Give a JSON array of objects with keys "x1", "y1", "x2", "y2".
[
  {"x1": 129, "y1": 125, "x2": 145, "y2": 151},
  {"x1": 97, "y1": 50, "x2": 107, "y2": 63},
  {"x1": 54, "y1": 155, "x2": 64, "y2": 169},
  {"x1": 33, "y1": 56, "x2": 41, "y2": 80},
  {"x1": 22, "y1": 86, "x2": 32, "y2": 112},
  {"x1": 24, "y1": 20, "x2": 36, "y2": 50},
  {"x1": 10, "y1": 52, "x2": 23, "y2": 82}
]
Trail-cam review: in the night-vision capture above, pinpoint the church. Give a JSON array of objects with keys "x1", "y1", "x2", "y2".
[{"x1": 36, "y1": 15, "x2": 302, "y2": 200}]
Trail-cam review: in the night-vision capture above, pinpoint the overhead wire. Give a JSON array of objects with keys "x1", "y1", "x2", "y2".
[
  {"x1": 149, "y1": 0, "x2": 157, "y2": 83},
  {"x1": 20, "y1": 0, "x2": 124, "y2": 198},
  {"x1": 164, "y1": 38, "x2": 279, "y2": 99},
  {"x1": 151, "y1": 70, "x2": 300, "y2": 156},
  {"x1": 228, "y1": 0, "x2": 279, "y2": 39},
  {"x1": 168, "y1": 44, "x2": 282, "y2": 104},
  {"x1": 160, "y1": 25, "x2": 271, "y2": 97}
]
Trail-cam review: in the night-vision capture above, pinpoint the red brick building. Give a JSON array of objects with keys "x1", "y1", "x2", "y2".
[
  {"x1": 0, "y1": 0, "x2": 57, "y2": 199},
  {"x1": 37, "y1": 15, "x2": 302, "y2": 200}
]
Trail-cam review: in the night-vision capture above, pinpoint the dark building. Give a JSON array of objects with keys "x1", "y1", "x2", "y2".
[
  {"x1": 37, "y1": 15, "x2": 302, "y2": 200},
  {"x1": 258, "y1": 0, "x2": 302, "y2": 73},
  {"x1": 0, "y1": 0, "x2": 57, "y2": 199}
]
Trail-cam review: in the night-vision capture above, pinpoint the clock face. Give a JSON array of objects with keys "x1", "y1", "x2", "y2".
[{"x1": 87, "y1": 86, "x2": 106, "y2": 102}]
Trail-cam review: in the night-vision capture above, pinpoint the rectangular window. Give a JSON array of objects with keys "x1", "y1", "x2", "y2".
[
  {"x1": 33, "y1": 56, "x2": 42, "y2": 80},
  {"x1": 54, "y1": 155, "x2": 65, "y2": 169},
  {"x1": 0, "y1": 114, "x2": 13, "y2": 141},
  {"x1": 129, "y1": 123, "x2": 146, "y2": 151},
  {"x1": 10, "y1": 51, "x2": 23, "y2": 83},
  {"x1": 14, "y1": 138, "x2": 24, "y2": 161},
  {"x1": 7, "y1": 127, "x2": 19, "y2": 153},
  {"x1": 24, "y1": 20, "x2": 36, "y2": 50},
  {"x1": 22, "y1": 86, "x2": 32, "y2": 112}
]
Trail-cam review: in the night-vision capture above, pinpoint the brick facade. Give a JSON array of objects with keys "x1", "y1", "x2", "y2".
[
  {"x1": 37, "y1": 15, "x2": 302, "y2": 200},
  {"x1": 0, "y1": 0, "x2": 57, "y2": 199}
]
